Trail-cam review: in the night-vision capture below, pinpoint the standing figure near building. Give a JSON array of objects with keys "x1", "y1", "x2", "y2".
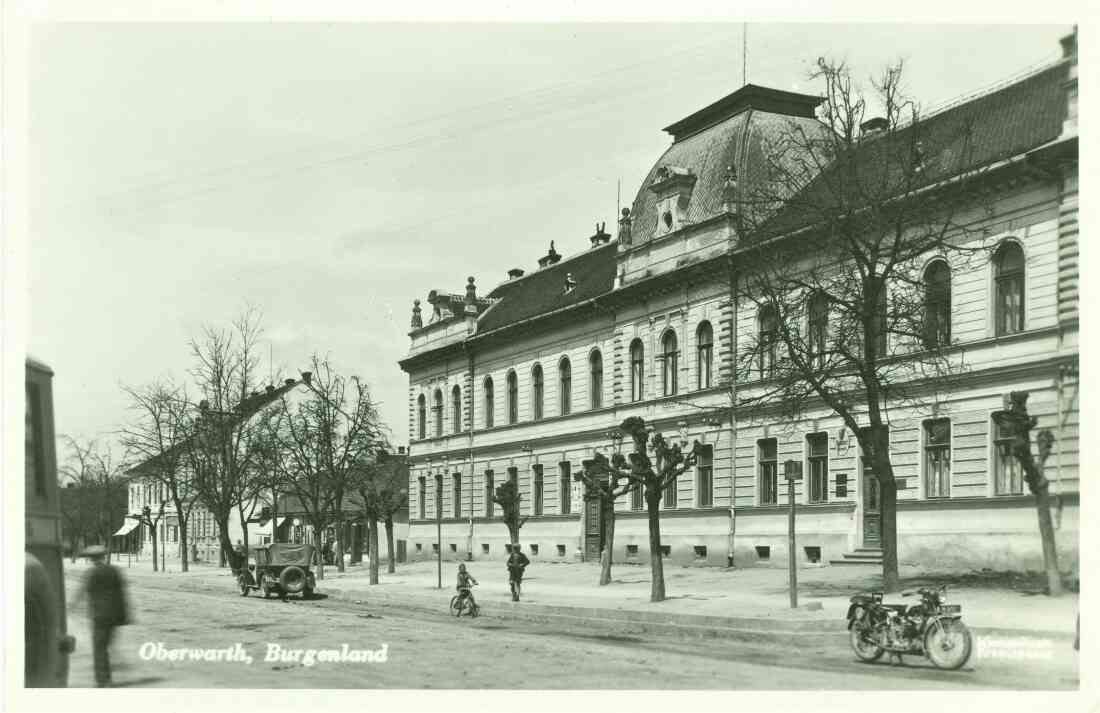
[
  {"x1": 72, "y1": 545, "x2": 129, "y2": 687},
  {"x1": 506, "y1": 546, "x2": 529, "y2": 602}
]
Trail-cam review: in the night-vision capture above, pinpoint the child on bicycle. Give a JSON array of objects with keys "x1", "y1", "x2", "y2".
[{"x1": 455, "y1": 563, "x2": 478, "y2": 608}]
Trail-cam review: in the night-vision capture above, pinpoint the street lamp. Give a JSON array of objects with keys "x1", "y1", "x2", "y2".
[{"x1": 159, "y1": 500, "x2": 166, "y2": 573}]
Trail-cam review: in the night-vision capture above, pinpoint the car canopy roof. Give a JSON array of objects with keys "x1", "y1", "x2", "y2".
[{"x1": 265, "y1": 543, "x2": 316, "y2": 566}]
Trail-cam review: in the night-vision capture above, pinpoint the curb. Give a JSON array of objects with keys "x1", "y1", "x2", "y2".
[{"x1": 122, "y1": 572, "x2": 1077, "y2": 646}]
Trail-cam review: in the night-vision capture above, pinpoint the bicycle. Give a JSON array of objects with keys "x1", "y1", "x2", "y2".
[{"x1": 449, "y1": 586, "x2": 480, "y2": 617}]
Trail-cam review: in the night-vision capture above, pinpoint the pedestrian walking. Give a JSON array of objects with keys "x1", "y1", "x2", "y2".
[
  {"x1": 232, "y1": 540, "x2": 247, "y2": 575},
  {"x1": 506, "y1": 545, "x2": 530, "y2": 602},
  {"x1": 71, "y1": 545, "x2": 130, "y2": 687}
]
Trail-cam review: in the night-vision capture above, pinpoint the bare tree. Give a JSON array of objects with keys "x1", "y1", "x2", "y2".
[
  {"x1": 184, "y1": 307, "x2": 274, "y2": 570},
  {"x1": 268, "y1": 355, "x2": 384, "y2": 579},
  {"x1": 120, "y1": 379, "x2": 198, "y2": 571},
  {"x1": 58, "y1": 437, "x2": 128, "y2": 563},
  {"x1": 351, "y1": 451, "x2": 409, "y2": 581},
  {"x1": 576, "y1": 452, "x2": 636, "y2": 586},
  {"x1": 732, "y1": 58, "x2": 993, "y2": 591}
]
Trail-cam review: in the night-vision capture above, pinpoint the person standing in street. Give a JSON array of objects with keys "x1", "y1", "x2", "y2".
[
  {"x1": 506, "y1": 545, "x2": 530, "y2": 602},
  {"x1": 71, "y1": 545, "x2": 130, "y2": 687}
]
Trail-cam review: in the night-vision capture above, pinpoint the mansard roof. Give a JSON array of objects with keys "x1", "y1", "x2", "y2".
[
  {"x1": 476, "y1": 241, "x2": 617, "y2": 335},
  {"x1": 755, "y1": 60, "x2": 1070, "y2": 240}
]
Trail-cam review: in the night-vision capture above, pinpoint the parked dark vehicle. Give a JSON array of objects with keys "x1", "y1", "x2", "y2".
[
  {"x1": 237, "y1": 543, "x2": 317, "y2": 600},
  {"x1": 847, "y1": 585, "x2": 973, "y2": 670}
]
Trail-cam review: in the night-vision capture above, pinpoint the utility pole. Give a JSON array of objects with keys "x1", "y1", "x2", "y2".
[
  {"x1": 783, "y1": 460, "x2": 802, "y2": 608},
  {"x1": 435, "y1": 474, "x2": 443, "y2": 589}
]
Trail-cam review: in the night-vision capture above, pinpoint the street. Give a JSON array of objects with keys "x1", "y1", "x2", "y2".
[{"x1": 64, "y1": 572, "x2": 1079, "y2": 689}]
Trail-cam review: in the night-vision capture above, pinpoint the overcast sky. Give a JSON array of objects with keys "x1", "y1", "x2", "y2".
[{"x1": 27, "y1": 21, "x2": 1070, "y2": 449}]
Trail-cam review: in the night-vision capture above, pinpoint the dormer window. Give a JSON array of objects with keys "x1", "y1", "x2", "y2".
[{"x1": 648, "y1": 165, "x2": 696, "y2": 237}]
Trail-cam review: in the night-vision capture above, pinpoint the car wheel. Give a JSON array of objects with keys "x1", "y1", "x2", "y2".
[{"x1": 279, "y1": 566, "x2": 306, "y2": 594}]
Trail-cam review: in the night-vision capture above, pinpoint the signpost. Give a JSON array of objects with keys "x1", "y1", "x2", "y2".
[{"x1": 783, "y1": 460, "x2": 803, "y2": 609}]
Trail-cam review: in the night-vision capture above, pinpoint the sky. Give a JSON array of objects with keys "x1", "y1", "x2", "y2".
[{"x1": 25, "y1": 20, "x2": 1072, "y2": 451}]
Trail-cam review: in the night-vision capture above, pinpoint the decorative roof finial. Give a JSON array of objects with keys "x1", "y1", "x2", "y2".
[
  {"x1": 618, "y1": 207, "x2": 633, "y2": 245},
  {"x1": 411, "y1": 299, "x2": 423, "y2": 329},
  {"x1": 464, "y1": 276, "x2": 478, "y2": 316}
]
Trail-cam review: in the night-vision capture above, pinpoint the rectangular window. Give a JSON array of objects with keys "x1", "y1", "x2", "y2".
[
  {"x1": 664, "y1": 475, "x2": 678, "y2": 508},
  {"x1": 992, "y1": 415, "x2": 1023, "y2": 495},
  {"x1": 696, "y1": 444, "x2": 713, "y2": 507},
  {"x1": 507, "y1": 466, "x2": 518, "y2": 487},
  {"x1": 484, "y1": 470, "x2": 494, "y2": 518},
  {"x1": 807, "y1": 433, "x2": 828, "y2": 503},
  {"x1": 631, "y1": 481, "x2": 643, "y2": 511},
  {"x1": 836, "y1": 473, "x2": 848, "y2": 498},
  {"x1": 418, "y1": 477, "x2": 426, "y2": 520},
  {"x1": 559, "y1": 462, "x2": 572, "y2": 515},
  {"x1": 453, "y1": 473, "x2": 462, "y2": 519},
  {"x1": 923, "y1": 419, "x2": 951, "y2": 498},
  {"x1": 533, "y1": 465, "x2": 543, "y2": 516},
  {"x1": 759, "y1": 438, "x2": 778, "y2": 505}
]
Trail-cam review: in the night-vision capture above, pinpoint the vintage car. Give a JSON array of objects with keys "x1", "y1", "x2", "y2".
[{"x1": 237, "y1": 543, "x2": 317, "y2": 600}]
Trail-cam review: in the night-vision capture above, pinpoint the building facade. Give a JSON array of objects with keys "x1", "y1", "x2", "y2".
[{"x1": 398, "y1": 35, "x2": 1078, "y2": 572}]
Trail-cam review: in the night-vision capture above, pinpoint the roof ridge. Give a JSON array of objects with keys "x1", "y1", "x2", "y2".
[{"x1": 486, "y1": 239, "x2": 617, "y2": 294}]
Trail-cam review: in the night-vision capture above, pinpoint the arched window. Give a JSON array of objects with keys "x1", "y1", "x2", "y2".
[
  {"x1": 531, "y1": 364, "x2": 544, "y2": 420},
  {"x1": 589, "y1": 350, "x2": 603, "y2": 409},
  {"x1": 506, "y1": 371, "x2": 518, "y2": 424},
  {"x1": 483, "y1": 377, "x2": 494, "y2": 429},
  {"x1": 417, "y1": 394, "x2": 426, "y2": 440},
  {"x1": 696, "y1": 322, "x2": 713, "y2": 389},
  {"x1": 559, "y1": 358, "x2": 572, "y2": 416},
  {"x1": 451, "y1": 384, "x2": 462, "y2": 433},
  {"x1": 923, "y1": 260, "x2": 951, "y2": 348},
  {"x1": 994, "y1": 242, "x2": 1024, "y2": 335},
  {"x1": 661, "y1": 330, "x2": 679, "y2": 396},
  {"x1": 432, "y1": 389, "x2": 444, "y2": 437},
  {"x1": 808, "y1": 292, "x2": 829, "y2": 369},
  {"x1": 758, "y1": 305, "x2": 778, "y2": 378},
  {"x1": 630, "y1": 339, "x2": 645, "y2": 402}
]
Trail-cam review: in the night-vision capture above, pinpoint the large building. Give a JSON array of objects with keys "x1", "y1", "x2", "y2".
[{"x1": 398, "y1": 34, "x2": 1078, "y2": 572}]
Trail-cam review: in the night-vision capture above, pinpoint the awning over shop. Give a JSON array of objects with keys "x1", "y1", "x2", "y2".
[{"x1": 113, "y1": 520, "x2": 140, "y2": 536}]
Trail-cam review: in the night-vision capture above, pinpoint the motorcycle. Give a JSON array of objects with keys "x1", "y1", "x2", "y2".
[{"x1": 846, "y1": 585, "x2": 973, "y2": 670}]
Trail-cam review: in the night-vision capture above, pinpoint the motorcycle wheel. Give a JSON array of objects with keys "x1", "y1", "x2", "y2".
[
  {"x1": 924, "y1": 619, "x2": 972, "y2": 670},
  {"x1": 450, "y1": 596, "x2": 463, "y2": 617},
  {"x1": 849, "y1": 611, "x2": 885, "y2": 662}
]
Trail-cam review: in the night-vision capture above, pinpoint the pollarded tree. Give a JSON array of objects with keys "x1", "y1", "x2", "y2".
[
  {"x1": 595, "y1": 417, "x2": 700, "y2": 602},
  {"x1": 576, "y1": 452, "x2": 636, "y2": 586},
  {"x1": 491, "y1": 479, "x2": 527, "y2": 549},
  {"x1": 733, "y1": 58, "x2": 997, "y2": 591}
]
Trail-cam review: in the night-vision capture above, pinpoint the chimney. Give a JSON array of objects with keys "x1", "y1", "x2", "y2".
[
  {"x1": 860, "y1": 117, "x2": 888, "y2": 138},
  {"x1": 301, "y1": 371, "x2": 312, "y2": 386},
  {"x1": 507, "y1": 268, "x2": 525, "y2": 280},
  {"x1": 284, "y1": 378, "x2": 296, "y2": 386},
  {"x1": 537, "y1": 241, "x2": 562, "y2": 269}
]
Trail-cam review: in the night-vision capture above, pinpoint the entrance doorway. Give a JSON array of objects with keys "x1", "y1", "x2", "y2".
[
  {"x1": 860, "y1": 431, "x2": 884, "y2": 547},
  {"x1": 583, "y1": 475, "x2": 607, "y2": 559}
]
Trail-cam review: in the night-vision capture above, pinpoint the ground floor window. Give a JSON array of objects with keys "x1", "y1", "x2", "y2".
[
  {"x1": 992, "y1": 414, "x2": 1024, "y2": 494},
  {"x1": 759, "y1": 438, "x2": 778, "y2": 505},
  {"x1": 533, "y1": 464, "x2": 544, "y2": 516},
  {"x1": 696, "y1": 444, "x2": 713, "y2": 507},
  {"x1": 924, "y1": 419, "x2": 951, "y2": 498},
  {"x1": 807, "y1": 433, "x2": 828, "y2": 503}
]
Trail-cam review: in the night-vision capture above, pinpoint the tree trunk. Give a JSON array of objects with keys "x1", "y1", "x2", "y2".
[
  {"x1": 646, "y1": 488, "x2": 665, "y2": 602},
  {"x1": 312, "y1": 523, "x2": 325, "y2": 581},
  {"x1": 178, "y1": 518, "x2": 190, "y2": 573},
  {"x1": 368, "y1": 519, "x2": 380, "y2": 585},
  {"x1": 351, "y1": 522, "x2": 363, "y2": 564},
  {"x1": 507, "y1": 522, "x2": 519, "y2": 548},
  {"x1": 870, "y1": 425, "x2": 900, "y2": 592},
  {"x1": 216, "y1": 518, "x2": 234, "y2": 573},
  {"x1": 150, "y1": 528, "x2": 159, "y2": 573},
  {"x1": 385, "y1": 518, "x2": 396, "y2": 574},
  {"x1": 599, "y1": 496, "x2": 615, "y2": 586},
  {"x1": 1033, "y1": 487, "x2": 1063, "y2": 595},
  {"x1": 335, "y1": 517, "x2": 346, "y2": 573}
]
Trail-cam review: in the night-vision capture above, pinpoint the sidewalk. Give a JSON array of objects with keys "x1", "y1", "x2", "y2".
[{"x1": 108, "y1": 557, "x2": 1079, "y2": 638}]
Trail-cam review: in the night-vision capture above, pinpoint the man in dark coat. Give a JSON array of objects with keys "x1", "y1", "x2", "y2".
[
  {"x1": 73, "y1": 545, "x2": 129, "y2": 687},
  {"x1": 506, "y1": 545, "x2": 530, "y2": 602}
]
